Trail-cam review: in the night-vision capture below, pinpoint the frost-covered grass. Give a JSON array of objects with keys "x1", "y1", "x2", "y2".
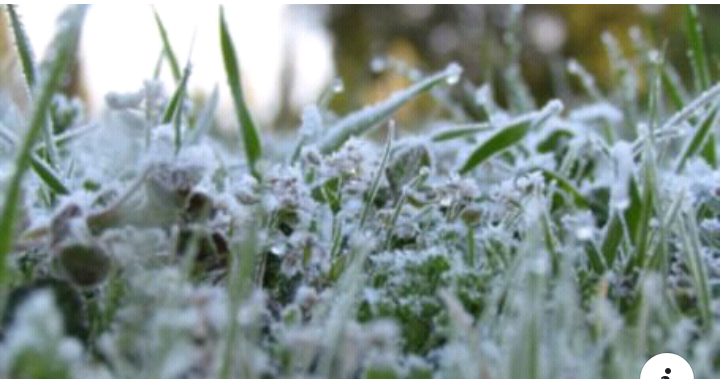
[{"x1": 4, "y1": 4, "x2": 720, "y2": 379}]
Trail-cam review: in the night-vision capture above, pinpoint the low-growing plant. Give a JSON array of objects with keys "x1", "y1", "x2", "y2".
[{"x1": 4, "y1": 4, "x2": 720, "y2": 379}]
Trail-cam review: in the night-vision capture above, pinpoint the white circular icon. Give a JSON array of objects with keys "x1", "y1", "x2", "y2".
[{"x1": 640, "y1": 353, "x2": 693, "y2": 379}]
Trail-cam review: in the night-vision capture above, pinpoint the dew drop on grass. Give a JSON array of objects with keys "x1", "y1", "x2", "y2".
[
  {"x1": 370, "y1": 56, "x2": 388, "y2": 73},
  {"x1": 331, "y1": 77, "x2": 345, "y2": 93},
  {"x1": 444, "y1": 62, "x2": 463, "y2": 85}
]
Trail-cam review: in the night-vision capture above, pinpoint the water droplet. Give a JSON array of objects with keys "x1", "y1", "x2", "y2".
[
  {"x1": 331, "y1": 77, "x2": 344, "y2": 93},
  {"x1": 576, "y1": 226, "x2": 593, "y2": 241},
  {"x1": 370, "y1": 56, "x2": 387, "y2": 73},
  {"x1": 567, "y1": 59, "x2": 580, "y2": 74},
  {"x1": 444, "y1": 62, "x2": 463, "y2": 85}
]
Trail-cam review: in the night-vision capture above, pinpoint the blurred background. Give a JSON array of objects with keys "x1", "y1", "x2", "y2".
[{"x1": 2, "y1": 4, "x2": 719, "y2": 131}]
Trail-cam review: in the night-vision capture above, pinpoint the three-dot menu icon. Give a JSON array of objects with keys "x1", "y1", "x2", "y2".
[{"x1": 640, "y1": 353, "x2": 693, "y2": 379}]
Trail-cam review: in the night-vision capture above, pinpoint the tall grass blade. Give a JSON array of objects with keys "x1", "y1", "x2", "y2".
[
  {"x1": 151, "y1": 6, "x2": 181, "y2": 82},
  {"x1": 359, "y1": 121, "x2": 394, "y2": 228},
  {"x1": 661, "y1": 64, "x2": 687, "y2": 110},
  {"x1": 675, "y1": 105, "x2": 718, "y2": 173},
  {"x1": 680, "y1": 211, "x2": 712, "y2": 330},
  {"x1": 186, "y1": 84, "x2": 219, "y2": 145},
  {"x1": 160, "y1": 57, "x2": 192, "y2": 153},
  {"x1": 0, "y1": 4, "x2": 87, "y2": 285},
  {"x1": 220, "y1": 223, "x2": 258, "y2": 379},
  {"x1": 161, "y1": 62, "x2": 191, "y2": 125},
  {"x1": 6, "y1": 5, "x2": 36, "y2": 89},
  {"x1": 7, "y1": 5, "x2": 60, "y2": 169},
  {"x1": 220, "y1": 6, "x2": 263, "y2": 180},
  {"x1": 685, "y1": 4, "x2": 711, "y2": 91},
  {"x1": 701, "y1": 133, "x2": 717, "y2": 169},
  {"x1": 29, "y1": 154, "x2": 69, "y2": 195},
  {"x1": 317, "y1": 62, "x2": 463, "y2": 154},
  {"x1": 660, "y1": 81, "x2": 720, "y2": 132}
]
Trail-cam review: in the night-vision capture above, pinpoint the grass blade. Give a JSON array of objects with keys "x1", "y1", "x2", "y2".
[
  {"x1": 685, "y1": 4, "x2": 711, "y2": 91},
  {"x1": 701, "y1": 133, "x2": 717, "y2": 169},
  {"x1": 458, "y1": 100, "x2": 561, "y2": 175},
  {"x1": 458, "y1": 120, "x2": 530, "y2": 175},
  {"x1": 680, "y1": 211, "x2": 712, "y2": 330},
  {"x1": 317, "y1": 62, "x2": 463, "y2": 154},
  {"x1": 660, "y1": 81, "x2": 720, "y2": 132},
  {"x1": 160, "y1": 57, "x2": 192, "y2": 153},
  {"x1": 675, "y1": 104, "x2": 718, "y2": 173},
  {"x1": 161, "y1": 62, "x2": 191, "y2": 125},
  {"x1": 430, "y1": 123, "x2": 491, "y2": 142},
  {"x1": 7, "y1": 5, "x2": 60, "y2": 169},
  {"x1": 220, "y1": 6, "x2": 262, "y2": 180},
  {"x1": 29, "y1": 154, "x2": 69, "y2": 195},
  {"x1": 661, "y1": 64, "x2": 687, "y2": 110},
  {"x1": 0, "y1": 5, "x2": 87, "y2": 285},
  {"x1": 151, "y1": 6, "x2": 181, "y2": 82},
  {"x1": 359, "y1": 121, "x2": 394, "y2": 228},
  {"x1": 186, "y1": 84, "x2": 219, "y2": 145},
  {"x1": 6, "y1": 5, "x2": 36, "y2": 89}
]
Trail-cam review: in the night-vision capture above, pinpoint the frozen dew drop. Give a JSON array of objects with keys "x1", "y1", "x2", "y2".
[
  {"x1": 331, "y1": 77, "x2": 345, "y2": 93},
  {"x1": 576, "y1": 226, "x2": 594, "y2": 241},
  {"x1": 444, "y1": 62, "x2": 463, "y2": 85},
  {"x1": 370, "y1": 56, "x2": 388, "y2": 74}
]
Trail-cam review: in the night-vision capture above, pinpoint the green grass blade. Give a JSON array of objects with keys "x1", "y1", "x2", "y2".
[
  {"x1": 7, "y1": 5, "x2": 60, "y2": 169},
  {"x1": 458, "y1": 120, "x2": 530, "y2": 175},
  {"x1": 160, "y1": 57, "x2": 192, "y2": 153},
  {"x1": 661, "y1": 64, "x2": 687, "y2": 110},
  {"x1": 537, "y1": 169, "x2": 601, "y2": 211},
  {"x1": 659, "y1": 81, "x2": 720, "y2": 131},
  {"x1": 680, "y1": 211, "x2": 712, "y2": 330},
  {"x1": 675, "y1": 105, "x2": 718, "y2": 173},
  {"x1": 152, "y1": 49, "x2": 164, "y2": 79},
  {"x1": 186, "y1": 84, "x2": 219, "y2": 145},
  {"x1": 359, "y1": 122, "x2": 394, "y2": 228},
  {"x1": 151, "y1": 6, "x2": 181, "y2": 82},
  {"x1": 220, "y1": 6, "x2": 262, "y2": 180},
  {"x1": 0, "y1": 4, "x2": 87, "y2": 285},
  {"x1": 317, "y1": 62, "x2": 463, "y2": 154},
  {"x1": 685, "y1": 4, "x2": 711, "y2": 91},
  {"x1": 701, "y1": 133, "x2": 717, "y2": 169},
  {"x1": 458, "y1": 100, "x2": 561, "y2": 175},
  {"x1": 29, "y1": 154, "x2": 69, "y2": 195},
  {"x1": 6, "y1": 5, "x2": 36, "y2": 89},
  {"x1": 430, "y1": 123, "x2": 491, "y2": 142},
  {"x1": 219, "y1": 220, "x2": 259, "y2": 379},
  {"x1": 161, "y1": 61, "x2": 191, "y2": 125}
]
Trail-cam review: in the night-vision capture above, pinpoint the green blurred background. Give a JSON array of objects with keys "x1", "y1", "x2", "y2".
[{"x1": 315, "y1": 4, "x2": 719, "y2": 128}]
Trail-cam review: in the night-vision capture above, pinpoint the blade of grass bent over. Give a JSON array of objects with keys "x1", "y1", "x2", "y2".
[
  {"x1": 7, "y1": 5, "x2": 60, "y2": 169},
  {"x1": 0, "y1": 5, "x2": 88, "y2": 285},
  {"x1": 152, "y1": 6, "x2": 181, "y2": 82},
  {"x1": 317, "y1": 62, "x2": 463, "y2": 154},
  {"x1": 220, "y1": 6, "x2": 263, "y2": 180},
  {"x1": 675, "y1": 105, "x2": 719, "y2": 173},
  {"x1": 458, "y1": 99, "x2": 562, "y2": 175}
]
